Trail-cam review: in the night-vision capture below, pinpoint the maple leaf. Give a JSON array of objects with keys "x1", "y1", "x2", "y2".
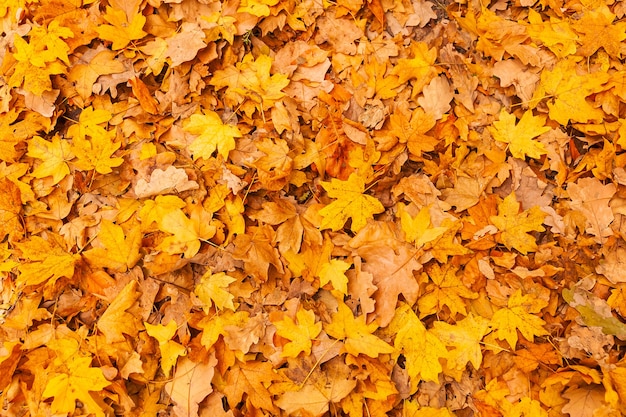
[
  {"x1": 210, "y1": 54, "x2": 289, "y2": 116},
  {"x1": 573, "y1": 5, "x2": 626, "y2": 58},
  {"x1": 325, "y1": 301, "x2": 394, "y2": 358},
  {"x1": 390, "y1": 303, "x2": 447, "y2": 392},
  {"x1": 145, "y1": 320, "x2": 187, "y2": 375},
  {"x1": 16, "y1": 233, "x2": 79, "y2": 288},
  {"x1": 43, "y1": 339, "x2": 110, "y2": 417},
  {"x1": 27, "y1": 135, "x2": 73, "y2": 184},
  {"x1": 194, "y1": 270, "x2": 237, "y2": 312},
  {"x1": 418, "y1": 263, "x2": 478, "y2": 318},
  {"x1": 184, "y1": 109, "x2": 242, "y2": 160},
  {"x1": 231, "y1": 225, "x2": 283, "y2": 281},
  {"x1": 488, "y1": 109, "x2": 550, "y2": 159},
  {"x1": 223, "y1": 360, "x2": 279, "y2": 412},
  {"x1": 489, "y1": 192, "x2": 546, "y2": 254},
  {"x1": 96, "y1": 6, "x2": 147, "y2": 50},
  {"x1": 318, "y1": 259, "x2": 350, "y2": 295},
  {"x1": 431, "y1": 313, "x2": 490, "y2": 373},
  {"x1": 529, "y1": 58, "x2": 608, "y2": 125},
  {"x1": 319, "y1": 172, "x2": 385, "y2": 233},
  {"x1": 97, "y1": 280, "x2": 142, "y2": 344},
  {"x1": 273, "y1": 307, "x2": 322, "y2": 358},
  {"x1": 165, "y1": 354, "x2": 218, "y2": 417},
  {"x1": 82, "y1": 219, "x2": 142, "y2": 273},
  {"x1": 0, "y1": 177, "x2": 23, "y2": 244},
  {"x1": 391, "y1": 41, "x2": 438, "y2": 91},
  {"x1": 526, "y1": 9, "x2": 577, "y2": 58},
  {"x1": 385, "y1": 103, "x2": 438, "y2": 158},
  {"x1": 398, "y1": 203, "x2": 448, "y2": 247},
  {"x1": 157, "y1": 205, "x2": 217, "y2": 258},
  {"x1": 490, "y1": 289, "x2": 549, "y2": 349}
]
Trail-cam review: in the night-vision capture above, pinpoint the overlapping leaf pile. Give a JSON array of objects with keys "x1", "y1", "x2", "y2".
[{"x1": 2, "y1": 0, "x2": 626, "y2": 415}]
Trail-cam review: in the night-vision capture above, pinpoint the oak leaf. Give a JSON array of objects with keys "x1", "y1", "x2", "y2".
[
  {"x1": 319, "y1": 172, "x2": 384, "y2": 233},
  {"x1": 68, "y1": 48, "x2": 126, "y2": 101}
]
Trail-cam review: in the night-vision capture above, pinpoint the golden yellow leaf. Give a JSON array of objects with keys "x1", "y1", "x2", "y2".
[
  {"x1": 489, "y1": 192, "x2": 546, "y2": 254},
  {"x1": 96, "y1": 6, "x2": 146, "y2": 50},
  {"x1": 273, "y1": 307, "x2": 322, "y2": 358},
  {"x1": 325, "y1": 301, "x2": 393, "y2": 358},
  {"x1": 97, "y1": 280, "x2": 141, "y2": 344},
  {"x1": 194, "y1": 270, "x2": 237, "y2": 312},
  {"x1": 144, "y1": 320, "x2": 186, "y2": 375},
  {"x1": 490, "y1": 289, "x2": 548, "y2": 349},
  {"x1": 184, "y1": 109, "x2": 242, "y2": 160},
  {"x1": 488, "y1": 109, "x2": 550, "y2": 160},
  {"x1": 319, "y1": 172, "x2": 384, "y2": 233},
  {"x1": 83, "y1": 220, "x2": 142, "y2": 273}
]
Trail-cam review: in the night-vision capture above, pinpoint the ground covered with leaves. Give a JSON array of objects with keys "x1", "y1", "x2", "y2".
[{"x1": 1, "y1": 0, "x2": 626, "y2": 415}]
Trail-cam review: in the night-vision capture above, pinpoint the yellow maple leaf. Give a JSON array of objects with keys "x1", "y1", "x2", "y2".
[
  {"x1": 489, "y1": 192, "x2": 546, "y2": 254},
  {"x1": 573, "y1": 5, "x2": 626, "y2": 58},
  {"x1": 490, "y1": 289, "x2": 549, "y2": 349},
  {"x1": 431, "y1": 313, "x2": 490, "y2": 374},
  {"x1": 418, "y1": 263, "x2": 478, "y2": 318},
  {"x1": 325, "y1": 301, "x2": 393, "y2": 358},
  {"x1": 184, "y1": 109, "x2": 242, "y2": 160},
  {"x1": 97, "y1": 280, "x2": 141, "y2": 344},
  {"x1": 526, "y1": 9, "x2": 577, "y2": 59},
  {"x1": 210, "y1": 54, "x2": 289, "y2": 116},
  {"x1": 43, "y1": 339, "x2": 110, "y2": 417},
  {"x1": 139, "y1": 195, "x2": 186, "y2": 231},
  {"x1": 0, "y1": 177, "x2": 23, "y2": 244},
  {"x1": 144, "y1": 320, "x2": 187, "y2": 375},
  {"x1": 194, "y1": 270, "x2": 237, "y2": 312},
  {"x1": 489, "y1": 109, "x2": 550, "y2": 160},
  {"x1": 157, "y1": 205, "x2": 217, "y2": 258},
  {"x1": 529, "y1": 58, "x2": 609, "y2": 125},
  {"x1": 390, "y1": 303, "x2": 447, "y2": 392},
  {"x1": 273, "y1": 307, "x2": 322, "y2": 358},
  {"x1": 318, "y1": 258, "x2": 350, "y2": 295},
  {"x1": 82, "y1": 219, "x2": 142, "y2": 273},
  {"x1": 96, "y1": 6, "x2": 146, "y2": 50},
  {"x1": 17, "y1": 233, "x2": 79, "y2": 288},
  {"x1": 390, "y1": 41, "x2": 438, "y2": 93},
  {"x1": 319, "y1": 172, "x2": 384, "y2": 233},
  {"x1": 237, "y1": 0, "x2": 279, "y2": 17},
  {"x1": 398, "y1": 203, "x2": 448, "y2": 247},
  {"x1": 27, "y1": 135, "x2": 73, "y2": 184}
]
